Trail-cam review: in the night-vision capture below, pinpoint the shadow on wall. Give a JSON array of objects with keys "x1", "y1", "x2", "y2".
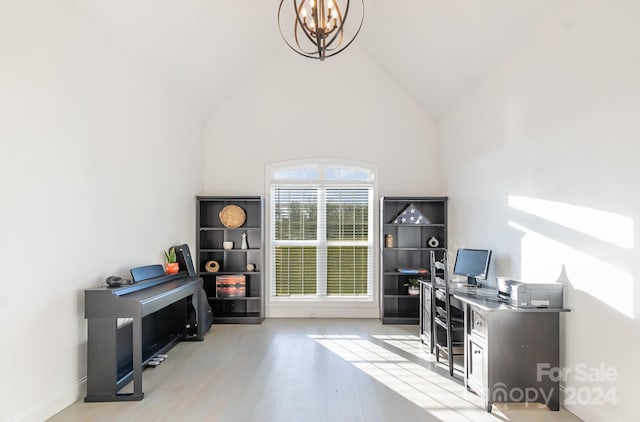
[
  {"x1": 506, "y1": 196, "x2": 639, "y2": 419},
  {"x1": 556, "y1": 265, "x2": 636, "y2": 416},
  {"x1": 507, "y1": 195, "x2": 635, "y2": 319}
]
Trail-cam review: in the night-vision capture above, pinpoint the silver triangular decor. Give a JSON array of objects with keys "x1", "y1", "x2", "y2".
[{"x1": 391, "y1": 203, "x2": 431, "y2": 224}]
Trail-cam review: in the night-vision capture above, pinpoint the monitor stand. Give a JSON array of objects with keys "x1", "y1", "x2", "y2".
[{"x1": 467, "y1": 276, "x2": 479, "y2": 287}]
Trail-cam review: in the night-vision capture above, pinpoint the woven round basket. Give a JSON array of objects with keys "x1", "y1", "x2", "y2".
[
  {"x1": 205, "y1": 260, "x2": 220, "y2": 273},
  {"x1": 219, "y1": 205, "x2": 246, "y2": 228}
]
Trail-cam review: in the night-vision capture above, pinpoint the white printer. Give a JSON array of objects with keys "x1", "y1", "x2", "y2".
[{"x1": 497, "y1": 277, "x2": 564, "y2": 308}]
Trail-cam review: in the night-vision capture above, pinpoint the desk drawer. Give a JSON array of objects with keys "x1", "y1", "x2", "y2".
[
  {"x1": 468, "y1": 337, "x2": 485, "y2": 394},
  {"x1": 470, "y1": 307, "x2": 486, "y2": 338}
]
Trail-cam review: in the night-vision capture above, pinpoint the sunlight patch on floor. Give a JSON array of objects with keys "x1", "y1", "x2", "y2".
[
  {"x1": 372, "y1": 334, "x2": 436, "y2": 361},
  {"x1": 309, "y1": 334, "x2": 505, "y2": 421},
  {"x1": 314, "y1": 337, "x2": 408, "y2": 362}
]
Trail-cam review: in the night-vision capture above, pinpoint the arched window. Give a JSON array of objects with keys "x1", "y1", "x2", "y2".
[{"x1": 269, "y1": 161, "x2": 375, "y2": 299}]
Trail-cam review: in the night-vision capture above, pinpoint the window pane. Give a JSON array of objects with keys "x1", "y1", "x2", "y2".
[
  {"x1": 275, "y1": 246, "x2": 317, "y2": 296},
  {"x1": 326, "y1": 188, "x2": 369, "y2": 241},
  {"x1": 273, "y1": 167, "x2": 319, "y2": 180},
  {"x1": 274, "y1": 188, "x2": 317, "y2": 240},
  {"x1": 325, "y1": 167, "x2": 372, "y2": 181},
  {"x1": 327, "y1": 246, "x2": 369, "y2": 296}
]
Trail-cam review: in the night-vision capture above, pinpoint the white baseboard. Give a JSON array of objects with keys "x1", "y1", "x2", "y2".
[
  {"x1": 560, "y1": 385, "x2": 616, "y2": 422},
  {"x1": 267, "y1": 303, "x2": 379, "y2": 318},
  {"x1": 9, "y1": 377, "x2": 86, "y2": 422}
]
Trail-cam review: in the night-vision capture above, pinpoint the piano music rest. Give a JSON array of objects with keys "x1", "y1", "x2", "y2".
[{"x1": 84, "y1": 267, "x2": 203, "y2": 402}]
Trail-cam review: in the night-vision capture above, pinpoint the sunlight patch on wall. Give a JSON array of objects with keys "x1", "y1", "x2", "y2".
[
  {"x1": 508, "y1": 196, "x2": 634, "y2": 249},
  {"x1": 508, "y1": 221, "x2": 634, "y2": 318}
]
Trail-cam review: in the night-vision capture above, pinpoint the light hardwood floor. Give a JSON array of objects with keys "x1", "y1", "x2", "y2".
[{"x1": 51, "y1": 319, "x2": 582, "y2": 421}]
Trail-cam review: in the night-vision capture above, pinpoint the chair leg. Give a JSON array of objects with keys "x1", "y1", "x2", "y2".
[
  {"x1": 447, "y1": 325, "x2": 454, "y2": 376},
  {"x1": 430, "y1": 321, "x2": 435, "y2": 354}
]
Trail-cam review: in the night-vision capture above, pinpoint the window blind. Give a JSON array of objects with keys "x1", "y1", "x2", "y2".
[
  {"x1": 273, "y1": 188, "x2": 318, "y2": 296},
  {"x1": 274, "y1": 246, "x2": 317, "y2": 295},
  {"x1": 273, "y1": 188, "x2": 317, "y2": 241},
  {"x1": 325, "y1": 188, "x2": 369, "y2": 296},
  {"x1": 272, "y1": 186, "x2": 371, "y2": 297}
]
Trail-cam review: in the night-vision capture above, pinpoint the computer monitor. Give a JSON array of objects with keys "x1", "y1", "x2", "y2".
[{"x1": 453, "y1": 248, "x2": 492, "y2": 286}]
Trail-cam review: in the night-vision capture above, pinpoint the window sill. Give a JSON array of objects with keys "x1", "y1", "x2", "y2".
[
  {"x1": 270, "y1": 296, "x2": 373, "y2": 303},
  {"x1": 267, "y1": 299, "x2": 379, "y2": 318}
]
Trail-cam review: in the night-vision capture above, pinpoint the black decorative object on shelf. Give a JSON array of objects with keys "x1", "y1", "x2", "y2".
[{"x1": 428, "y1": 236, "x2": 440, "y2": 248}]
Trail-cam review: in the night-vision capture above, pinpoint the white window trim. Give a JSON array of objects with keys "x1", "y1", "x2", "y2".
[{"x1": 265, "y1": 159, "x2": 380, "y2": 318}]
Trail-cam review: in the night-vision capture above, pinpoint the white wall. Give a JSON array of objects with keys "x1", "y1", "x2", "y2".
[
  {"x1": 204, "y1": 46, "x2": 440, "y2": 317},
  {"x1": 0, "y1": 1, "x2": 204, "y2": 420},
  {"x1": 204, "y1": 47, "x2": 439, "y2": 196},
  {"x1": 439, "y1": 1, "x2": 640, "y2": 420}
]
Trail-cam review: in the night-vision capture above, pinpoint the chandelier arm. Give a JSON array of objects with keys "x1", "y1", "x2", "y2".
[
  {"x1": 323, "y1": 0, "x2": 364, "y2": 58},
  {"x1": 293, "y1": 1, "x2": 314, "y2": 54},
  {"x1": 293, "y1": 0, "x2": 320, "y2": 48},
  {"x1": 325, "y1": 0, "x2": 362, "y2": 51},
  {"x1": 314, "y1": 3, "x2": 324, "y2": 60},
  {"x1": 279, "y1": 0, "x2": 321, "y2": 57},
  {"x1": 293, "y1": 18, "x2": 306, "y2": 52},
  {"x1": 323, "y1": 3, "x2": 344, "y2": 52},
  {"x1": 324, "y1": 0, "x2": 348, "y2": 50}
]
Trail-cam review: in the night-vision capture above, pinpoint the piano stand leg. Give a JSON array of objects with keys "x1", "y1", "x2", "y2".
[{"x1": 132, "y1": 317, "x2": 143, "y2": 399}]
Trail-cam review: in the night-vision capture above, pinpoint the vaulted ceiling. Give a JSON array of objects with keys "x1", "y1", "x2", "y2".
[{"x1": 75, "y1": 0, "x2": 556, "y2": 122}]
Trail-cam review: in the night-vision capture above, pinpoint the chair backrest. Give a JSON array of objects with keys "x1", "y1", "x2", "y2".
[
  {"x1": 431, "y1": 250, "x2": 459, "y2": 321},
  {"x1": 430, "y1": 250, "x2": 448, "y2": 289}
]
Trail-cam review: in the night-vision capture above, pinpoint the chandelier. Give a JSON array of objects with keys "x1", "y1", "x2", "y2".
[{"x1": 278, "y1": 0, "x2": 364, "y2": 61}]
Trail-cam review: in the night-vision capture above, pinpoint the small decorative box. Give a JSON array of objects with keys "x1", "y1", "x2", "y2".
[{"x1": 216, "y1": 274, "x2": 246, "y2": 297}]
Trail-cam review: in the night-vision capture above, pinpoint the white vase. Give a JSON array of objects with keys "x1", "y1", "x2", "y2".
[{"x1": 241, "y1": 232, "x2": 248, "y2": 250}]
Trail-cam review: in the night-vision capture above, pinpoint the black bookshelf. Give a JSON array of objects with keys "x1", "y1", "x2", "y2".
[
  {"x1": 196, "y1": 196, "x2": 264, "y2": 324},
  {"x1": 380, "y1": 197, "x2": 448, "y2": 324}
]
